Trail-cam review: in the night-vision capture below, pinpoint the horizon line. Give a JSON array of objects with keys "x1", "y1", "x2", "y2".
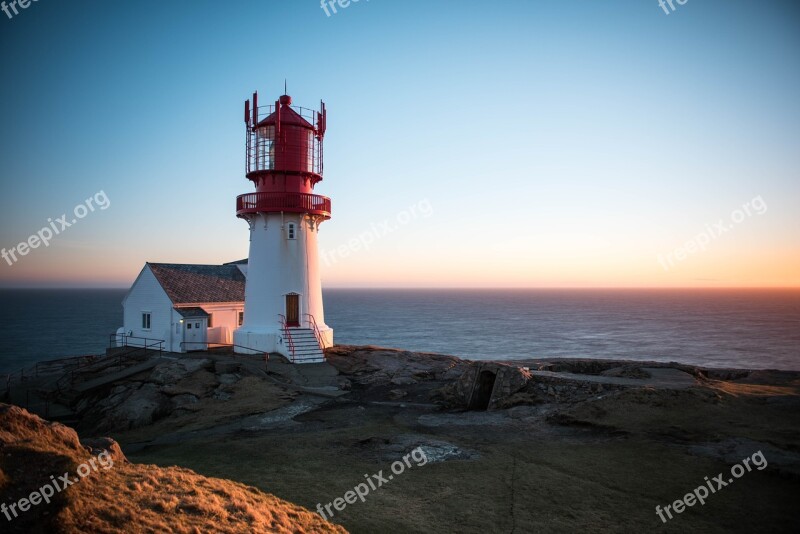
[{"x1": 1, "y1": 286, "x2": 799, "y2": 291}]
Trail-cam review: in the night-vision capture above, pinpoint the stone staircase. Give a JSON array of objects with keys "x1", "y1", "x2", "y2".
[{"x1": 287, "y1": 328, "x2": 325, "y2": 363}]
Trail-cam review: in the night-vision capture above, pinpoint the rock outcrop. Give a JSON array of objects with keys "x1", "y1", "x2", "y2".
[
  {"x1": 326, "y1": 345, "x2": 469, "y2": 386},
  {"x1": 78, "y1": 358, "x2": 233, "y2": 432},
  {"x1": 434, "y1": 362, "x2": 533, "y2": 410}
]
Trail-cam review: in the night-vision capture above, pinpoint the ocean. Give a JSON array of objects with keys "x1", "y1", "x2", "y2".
[{"x1": 0, "y1": 289, "x2": 798, "y2": 374}]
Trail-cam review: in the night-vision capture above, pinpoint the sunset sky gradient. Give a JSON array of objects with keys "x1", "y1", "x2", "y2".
[{"x1": 0, "y1": 0, "x2": 798, "y2": 288}]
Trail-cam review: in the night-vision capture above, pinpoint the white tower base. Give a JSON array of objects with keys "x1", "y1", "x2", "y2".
[
  {"x1": 235, "y1": 326, "x2": 332, "y2": 364},
  {"x1": 233, "y1": 212, "x2": 332, "y2": 364}
]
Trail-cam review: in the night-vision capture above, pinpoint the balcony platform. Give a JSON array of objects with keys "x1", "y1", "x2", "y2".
[{"x1": 236, "y1": 192, "x2": 331, "y2": 218}]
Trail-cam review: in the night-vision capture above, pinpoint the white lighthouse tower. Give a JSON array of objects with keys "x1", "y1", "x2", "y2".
[{"x1": 233, "y1": 91, "x2": 333, "y2": 363}]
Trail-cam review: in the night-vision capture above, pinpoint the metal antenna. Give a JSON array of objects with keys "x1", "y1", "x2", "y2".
[{"x1": 284, "y1": 79, "x2": 287, "y2": 95}]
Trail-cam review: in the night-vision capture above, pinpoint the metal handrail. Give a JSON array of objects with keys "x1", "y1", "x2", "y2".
[
  {"x1": 278, "y1": 314, "x2": 296, "y2": 362},
  {"x1": 55, "y1": 338, "x2": 164, "y2": 393},
  {"x1": 3, "y1": 354, "x2": 99, "y2": 392},
  {"x1": 304, "y1": 313, "x2": 327, "y2": 350},
  {"x1": 110, "y1": 333, "x2": 165, "y2": 350}
]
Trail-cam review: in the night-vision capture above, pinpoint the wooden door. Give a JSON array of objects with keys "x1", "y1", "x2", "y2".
[{"x1": 286, "y1": 294, "x2": 300, "y2": 327}]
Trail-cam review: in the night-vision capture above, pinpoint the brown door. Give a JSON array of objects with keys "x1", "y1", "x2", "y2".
[{"x1": 286, "y1": 294, "x2": 300, "y2": 327}]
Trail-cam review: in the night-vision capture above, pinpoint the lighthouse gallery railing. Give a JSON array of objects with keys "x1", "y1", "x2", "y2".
[{"x1": 236, "y1": 192, "x2": 331, "y2": 218}]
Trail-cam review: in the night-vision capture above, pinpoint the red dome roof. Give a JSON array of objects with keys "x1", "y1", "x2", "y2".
[{"x1": 256, "y1": 96, "x2": 314, "y2": 129}]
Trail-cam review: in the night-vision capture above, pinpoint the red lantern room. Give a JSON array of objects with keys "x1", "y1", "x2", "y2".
[{"x1": 237, "y1": 92, "x2": 331, "y2": 219}]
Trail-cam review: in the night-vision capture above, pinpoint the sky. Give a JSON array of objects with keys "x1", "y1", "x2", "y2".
[{"x1": 0, "y1": 0, "x2": 798, "y2": 288}]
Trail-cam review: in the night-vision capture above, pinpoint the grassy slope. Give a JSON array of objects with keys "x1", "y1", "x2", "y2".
[{"x1": 0, "y1": 404, "x2": 346, "y2": 534}]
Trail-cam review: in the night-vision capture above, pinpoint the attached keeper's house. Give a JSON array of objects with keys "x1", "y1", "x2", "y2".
[{"x1": 118, "y1": 262, "x2": 247, "y2": 353}]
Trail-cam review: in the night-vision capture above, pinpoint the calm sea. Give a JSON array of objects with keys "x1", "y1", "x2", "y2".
[{"x1": 0, "y1": 289, "x2": 798, "y2": 373}]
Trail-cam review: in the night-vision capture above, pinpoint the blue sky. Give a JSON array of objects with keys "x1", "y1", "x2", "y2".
[{"x1": 1, "y1": 0, "x2": 798, "y2": 287}]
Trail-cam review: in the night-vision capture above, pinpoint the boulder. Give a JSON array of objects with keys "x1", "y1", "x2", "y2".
[
  {"x1": 326, "y1": 346, "x2": 470, "y2": 387},
  {"x1": 160, "y1": 370, "x2": 219, "y2": 397},
  {"x1": 215, "y1": 361, "x2": 241, "y2": 374},
  {"x1": 149, "y1": 359, "x2": 212, "y2": 386},
  {"x1": 391, "y1": 376, "x2": 417, "y2": 386},
  {"x1": 104, "y1": 383, "x2": 171, "y2": 429},
  {"x1": 218, "y1": 373, "x2": 240, "y2": 385},
  {"x1": 171, "y1": 393, "x2": 199, "y2": 408}
]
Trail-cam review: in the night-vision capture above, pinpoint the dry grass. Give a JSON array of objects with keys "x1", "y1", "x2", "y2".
[
  {"x1": 61, "y1": 464, "x2": 345, "y2": 533},
  {"x1": 0, "y1": 404, "x2": 345, "y2": 533}
]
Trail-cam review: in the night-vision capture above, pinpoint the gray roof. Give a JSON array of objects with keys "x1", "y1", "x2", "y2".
[
  {"x1": 148, "y1": 263, "x2": 245, "y2": 304},
  {"x1": 174, "y1": 307, "x2": 210, "y2": 318}
]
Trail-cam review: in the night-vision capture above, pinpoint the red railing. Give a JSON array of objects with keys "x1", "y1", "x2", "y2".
[
  {"x1": 236, "y1": 192, "x2": 331, "y2": 218},
  {"x1": 278, "y1": 314, "x2": 296, "y2": 362},
  {"x1": 305, "y1": 313, "x2": 327, "y2": 350}
]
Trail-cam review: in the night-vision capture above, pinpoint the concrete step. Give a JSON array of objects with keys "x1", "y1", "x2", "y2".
[{"x1": 286, "y1": 328, "x2": 324, "y2": 363}]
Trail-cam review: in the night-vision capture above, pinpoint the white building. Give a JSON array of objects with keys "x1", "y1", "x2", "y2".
[{"x1": 118, "y1": 262, "x2": 247, "y2": 354}]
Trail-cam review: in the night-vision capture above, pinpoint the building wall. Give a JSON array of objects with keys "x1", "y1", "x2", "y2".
[
  {"x1": 199, "y1": 303, "x2": 244, "y2": 345},
  {"x1": 121, "y1": 265, "x2": 177, "y2": 351}
]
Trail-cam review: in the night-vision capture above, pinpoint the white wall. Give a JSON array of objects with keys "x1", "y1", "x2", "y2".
[
  {"x1": 121, "y1": 265, "x2": 176, "y2": 352},
  {"x1": 234, "y1": 212, "x2": 333, "y2": 356},
  {"x1": 201, "y1": 303, "x2": 244, "y2": 344}
]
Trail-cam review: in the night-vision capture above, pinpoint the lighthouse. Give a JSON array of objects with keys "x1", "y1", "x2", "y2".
[{"x1": 233, "y1": 91, "x2": 333, "y2": 363}]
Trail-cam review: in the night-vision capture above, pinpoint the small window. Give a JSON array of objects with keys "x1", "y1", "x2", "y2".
[
  {"x1": 287, "y1": 223, "x2": 296, "y2": 240},
  {"x1": 142, "y1": 313, "x2": 151, "y2": 330},
  {"x1": 187, "y1": 323, "x2": 192, "y2": 330},
  {"x1": 195, "y1": 322, "x2": 200, "y2": 329},
  {"x1": 238, "y1": 311, "x2": 244, "y2": 326},
  {"x1": 207, "y1": 314, "x2": 213, "y2": 328}
]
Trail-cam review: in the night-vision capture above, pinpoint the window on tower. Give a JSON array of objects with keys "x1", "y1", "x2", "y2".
[{"x1": 287, "y1": 223, "x2": 296, "y2": 240}]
